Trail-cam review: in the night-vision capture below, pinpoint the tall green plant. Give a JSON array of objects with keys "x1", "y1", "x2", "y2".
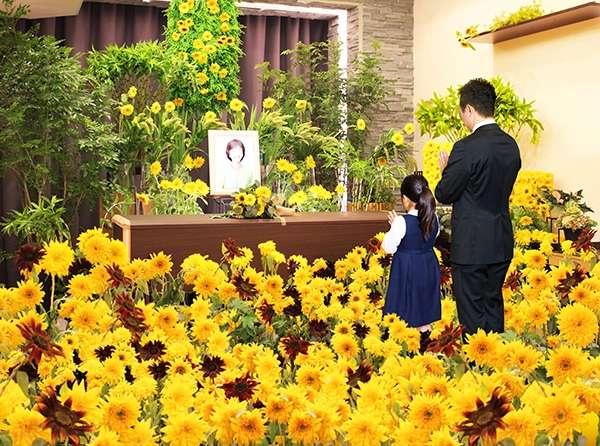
[
  {"x1": 0, "y1": 0, "x2": 121, "y2": 241},
  {"x1": 415, "y1": 76, "x2": 544, "y2": 144},
  {"x1": 164, "y1": 0, "x2": 243, "y2": 116}
]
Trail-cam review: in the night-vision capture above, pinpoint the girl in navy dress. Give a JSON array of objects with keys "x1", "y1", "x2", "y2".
[{"x1": 382, "y1": 174, "x2": 441, "y2": 333}]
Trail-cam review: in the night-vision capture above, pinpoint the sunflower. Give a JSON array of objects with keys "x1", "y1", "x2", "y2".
[
  {"x1": 523, "y1": 249, "x2": 547, "y2": 269},
  {"x1": 343, "y1": 411, "x2": 388, "y2": 446},
  {"x1": 557, "y1": 302, "x2": 599, "y2": 347},
  {"x1": 120, "y1": 104, "x2": 134, "y2": 116},
  {"x1": 498, "y1": 406, "x2": 540, "y2": 446},
  {"x1": 545, "y1": 344, "x2": 589, "y2": 384},
  {"x1": 231, "y1": 409, "x2": 266, "y2": 446},
  {"x1": 6, "y1": 406, "x2": 51, "y2": 446},
  {"x1": 407, "y1": 393, "x2": 449, "y2": 433},
  {"x1": 200, "y1": 355, "x2": 226, "y2": 379},
  {"x1": 463, "y1": 329, "x2": 502, "y2": 368},
  {"x1": 280, "y1": 333, "x2": 311, "y2": 361},
  {"x1": 288, "y1": 410, "x2": 322, "y2": 445},
  {"x1": 35, "y1": 388, "x2": 93, "y2": 446},
  {"x1": 535, "y1": 387, "x2": 587, "y2": 443},
  {"x1": 146, "y1": 251, "x2": 173, "y2": 277},
  {"x1": 230, "y1": 98, "x2": 244, "y2": 112},
  {"x1": 13, "y1": 278, "x2": 45, "y2": 310},
  {"x1": 221, "y1": 372, "x2": 258, "y2": 402},
  {"x1": 17, "y1": 318, "x2": 64, "y2": 364},
  {"x1": 14, "y1": 243, "x2": 45, "y2": 276},
  {"x1": 331, "y1": 333, "x2": 359, "y2": 359},
  {"x1": 456, "y1": 387, "x2": 512, "y2": 446},
  {"x1": 38, "y1": 240, "x2": 74, "y2": 277},
  {"x1": 506, "y1": 341, "x2": 541, "y2": 373},
  {"x1": 391, "y1": 131, "x2": 404, "y2": 146},
  {"x1": 426, "y1": 322, "x2": 464, "y2": 357},
  {"x1": 162, "y1": 411, "x2": 209, "y2": 446}
]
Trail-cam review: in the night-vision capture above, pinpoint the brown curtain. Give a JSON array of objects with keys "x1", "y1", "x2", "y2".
[{"x1": 1, "y1": 2, "x2": 328, "y2": 286}]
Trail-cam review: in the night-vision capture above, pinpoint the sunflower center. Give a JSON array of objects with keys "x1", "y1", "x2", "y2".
[
  {"x1": 234, "y1": 383, "x2": 248, "y2": 393},
  {"x1": 54, "y1": 409, "x2": 75, "y2": 427},
  {"x1": 32, "y1": 334, "x2": 50, "y2": 350},
  {"x1": 474, "y1": 409, "x2": 493, "y2": 427}
]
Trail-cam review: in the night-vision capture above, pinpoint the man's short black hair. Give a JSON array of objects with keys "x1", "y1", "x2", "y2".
[{"x1": 459, "y1": 78, "x2": 496, "y2": 118}]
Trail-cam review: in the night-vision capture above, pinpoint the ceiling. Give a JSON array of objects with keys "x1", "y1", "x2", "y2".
[
  {"x1": 7, "y1": 0, "x2": 345, "y2": 20},
  {"x1": 8, "y1": 0, "x2": 84, "y2": 18}
]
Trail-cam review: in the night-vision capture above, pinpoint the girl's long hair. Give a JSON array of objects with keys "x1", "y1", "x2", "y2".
[{"x1": 400, "y1": 174, "x2": 436, "y2": 240}]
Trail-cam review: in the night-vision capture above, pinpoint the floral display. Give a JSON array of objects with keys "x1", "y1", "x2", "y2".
[
  {"x1": 136, "y1": 154, "x2": 210, "y2": 215},
  {"x1": 222, "y1": 181, "x2": 278, "y2": 219},
  {"x1": 1, "y1": 223, "x2": 600, "y2": 445},
  {"x1": 421, "y1": 139, "x2": 453, "y2": 192},
  {"x1": 165, "y1": 0, "x2": 243, "y2": 114}
]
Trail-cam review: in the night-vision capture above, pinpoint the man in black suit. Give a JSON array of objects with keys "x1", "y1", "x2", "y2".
[{"x1": 435, "y1": 78, "x2": 521, "y2": 336}]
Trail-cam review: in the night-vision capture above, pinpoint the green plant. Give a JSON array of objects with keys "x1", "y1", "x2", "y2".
[
  {"x1": 415, "y1": 76, "x2": 544, "y2": 144},
  {"x1": 86, "y1": 40, "x2": 202, "y2": 113},
  {"x1": 164, "y1": 0, "x2": 243, "y2": 116},
  {"x1": 1, "y1": 196, "x2": 71, "y2": 245},
  {"x1": 457, "y1": 0, "x2": 545, "y2": 50},
  {"x1": 0, "y1": 0, "x2": 121, "y2": 232}
]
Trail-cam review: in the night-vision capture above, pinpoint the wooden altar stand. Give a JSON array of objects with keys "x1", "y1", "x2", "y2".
[{"x1": 112, "y1": 212, "x2": 390, "y2": 274}]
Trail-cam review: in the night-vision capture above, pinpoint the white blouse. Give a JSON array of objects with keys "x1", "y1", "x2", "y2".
[{"x1": 382, "y1": 210, "x2": 439, "y2": 254}]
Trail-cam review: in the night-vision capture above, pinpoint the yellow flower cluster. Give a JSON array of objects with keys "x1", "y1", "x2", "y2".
[
  {"x1": 1, "y1": 227, "x2": 600, "y2": 445},
  {"x1": 421, "y1": 140, "x2": 453, "y2": 192},
  {"x1": 510, "y1": 169, "x2": 554, "y2": 217}
]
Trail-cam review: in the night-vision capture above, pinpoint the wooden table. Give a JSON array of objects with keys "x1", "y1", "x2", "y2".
[{"x1": 112, "y1": 212, "x2": 390, "y2": 274}]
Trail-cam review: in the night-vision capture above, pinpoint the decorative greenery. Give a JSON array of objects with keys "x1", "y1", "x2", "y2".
[
  {"x1": 164, "y1": 0, "x2": 243, "y2": 116},
  {"x1": 0, "y1": 0, "x2": 120, "y2": 235},
  {"x1": 457, "y1": 0, "x2": 545, "y2": 50},
  {"x1": 86, "y1": 40, "x2": 202, "y2": 112},
  {"x1": 323, "y1": 126, "x2": 416, "y2": 205},
  {"x1": 415, "y1": 76, "x2": 544, "y2": 144},
  {"x1": 257, "y1": 40, "x2": 396, "y2": 191}
]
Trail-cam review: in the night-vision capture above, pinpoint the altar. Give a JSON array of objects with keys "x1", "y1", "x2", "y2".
[{"x1": 112, "y1": 212, "x2": 390, "y2": 274}]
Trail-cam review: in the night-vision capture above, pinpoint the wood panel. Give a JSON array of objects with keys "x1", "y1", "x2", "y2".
[{"x1": 112, "y1": 212, "x2": 391, "y2": 273}]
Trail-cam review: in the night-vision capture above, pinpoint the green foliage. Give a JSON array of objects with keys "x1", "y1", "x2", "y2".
[
  {"x1": 86, "y1": 40, "x2": 203, "y2": 113},
  {"x1": 257, "y1": 40, "x2": 345, "y2": 136},
  {"x1": 1, "y1": 196, "x2": 71, "y2": 244},
  {"x1": 489, "y1": 0, "x2": 545, "y2": 30},
  {"x1": 415, "y1": 76, "x2": 544, "y2": 144},
  {"x1": 164, "y1": 0, "x2": 243, "y2": 115},
  {"x1": 0, "y1": 0, "x2": 121, "y2": 229}
]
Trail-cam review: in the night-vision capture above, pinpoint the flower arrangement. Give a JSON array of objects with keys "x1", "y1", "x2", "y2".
[
  {"x1": 165, "y1": 0, "x2": 243, "y2": 115},
  {"x1": 137, "y1": 154, "x2": 210, "y2": 215},
  {"x1": 421, "y1": 140, "x2": 454, "y2": 193},
  {"x1": 540, "y1": 188, "x2": 597, "y2": 231},
  {"x1": 223, "y1": 181, "x2": 278, "y2": 219},
  {"x1": 2, "y1": 225, "x2": 600, "y2": 445}
]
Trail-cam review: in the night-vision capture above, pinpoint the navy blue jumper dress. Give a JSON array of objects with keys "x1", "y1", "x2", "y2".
[{"x1": 383, "y1": 214, "x2": 441, "y2": 327}]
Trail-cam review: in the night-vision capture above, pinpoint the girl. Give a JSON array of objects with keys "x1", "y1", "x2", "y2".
[{"x1": 382, "y1": 174, "x2": 441, "y2": 334}]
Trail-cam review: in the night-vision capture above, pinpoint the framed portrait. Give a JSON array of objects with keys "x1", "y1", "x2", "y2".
[{"x1": 208, "y1": 130, "x2": 261, "y2": 196}]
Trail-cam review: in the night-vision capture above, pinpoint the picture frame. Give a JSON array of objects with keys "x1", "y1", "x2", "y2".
[{"x1": 208, "y1": 130, "x2": 261, "y2": 196}]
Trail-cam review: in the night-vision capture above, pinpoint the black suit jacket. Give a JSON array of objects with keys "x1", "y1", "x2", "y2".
[{"x1": 435, "y1": 123, "x2": 521, "y2": 265}]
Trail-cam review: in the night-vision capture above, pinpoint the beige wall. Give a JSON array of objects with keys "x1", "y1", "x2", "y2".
[{"x1": 414, "y1": 0, "x2": 600, "y2": 229}]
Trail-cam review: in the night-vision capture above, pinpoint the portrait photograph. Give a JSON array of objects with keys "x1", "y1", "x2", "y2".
[{"x1": 208, "y1": 130, "x2": 261, "y2": 196}]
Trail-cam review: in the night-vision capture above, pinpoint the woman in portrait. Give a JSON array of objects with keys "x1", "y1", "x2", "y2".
[{"x1": 218, "y1": 139, "x2": 255, "y2": 190}]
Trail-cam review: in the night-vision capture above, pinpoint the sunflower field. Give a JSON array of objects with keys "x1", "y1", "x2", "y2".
[{"x1": 1, "y1": 209, "x2": 600, "y2": 446}]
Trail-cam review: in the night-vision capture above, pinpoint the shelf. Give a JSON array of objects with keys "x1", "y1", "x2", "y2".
[{"x1": 470, "y1": 2, "x2": 600, "y2": 44}]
